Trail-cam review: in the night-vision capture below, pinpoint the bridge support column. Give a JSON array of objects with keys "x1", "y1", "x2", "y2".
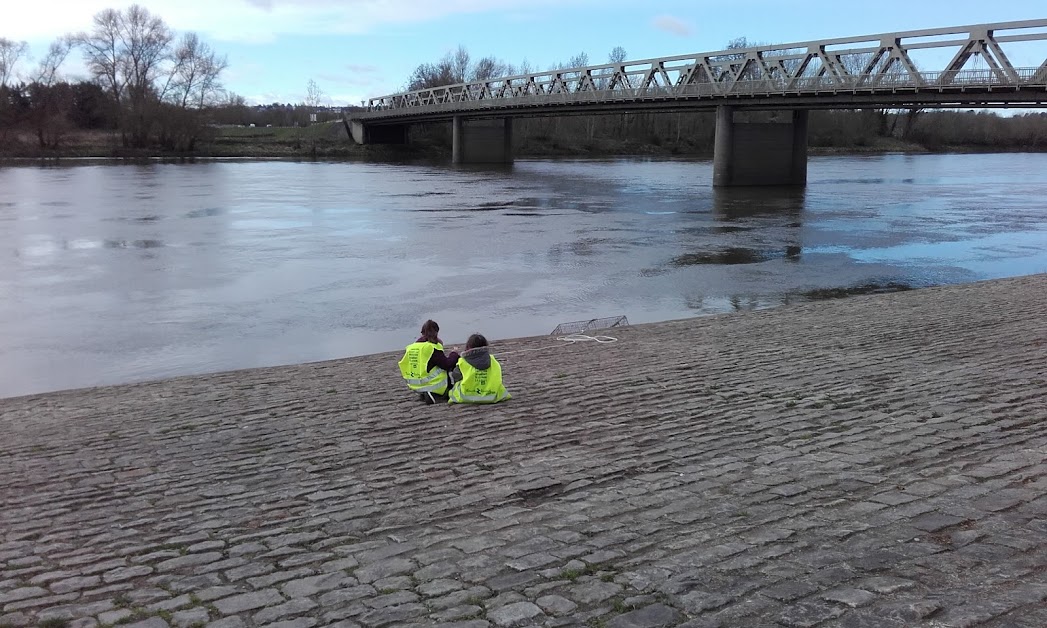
[
  {"x1": 347, "y1": 119, "x2": 408, "y2": 145},
  {"x1": 452, "y1": 117, "x2": 513, "y2": 165},
  {"x1": 713, "y1": 106, "x2": 808, "y2": 187}
]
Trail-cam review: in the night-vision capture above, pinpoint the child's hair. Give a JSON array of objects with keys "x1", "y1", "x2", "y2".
[
  {"x1": 420, "y1": 320, "x2": 440, "y2": 344},
  {"x1": 465, "y1": 333, "x2": 488, "y2": 350}
]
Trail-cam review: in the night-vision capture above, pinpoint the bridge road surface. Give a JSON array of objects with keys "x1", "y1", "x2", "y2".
[{"x1": 2, "y1": 275, "x2": 1046, "y2": 628}]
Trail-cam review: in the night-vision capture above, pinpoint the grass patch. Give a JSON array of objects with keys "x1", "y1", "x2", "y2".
[{"x1": 559, "y1": 562, "x2": 606, "y2": 583}]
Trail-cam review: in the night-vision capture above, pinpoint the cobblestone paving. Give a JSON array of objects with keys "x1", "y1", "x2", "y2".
[{"x1": 2, "y1": 275, "x2": 1047, "y2": 628}]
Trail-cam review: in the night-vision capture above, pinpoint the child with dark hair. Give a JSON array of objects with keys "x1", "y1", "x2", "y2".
[
  {"x1": 448, "y1": 333, "x2": 511, "y2": 404},
  {"x1": 398, "y1": 320, "x2": 460, "y2": 404}
]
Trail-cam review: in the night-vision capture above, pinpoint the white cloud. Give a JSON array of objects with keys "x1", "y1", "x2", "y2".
[
  {"x1": 652, "y1": 14, "x2": 694, "y2": 38},
  {"x1": 3, "y1": 0, "x2": 604, "y2": 43},
  {"x1": 345, "y1": 63, "x2": 380, "y2": 74}
]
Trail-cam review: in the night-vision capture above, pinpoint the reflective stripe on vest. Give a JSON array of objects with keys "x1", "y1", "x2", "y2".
[
  {"x1": 404, "y1": 369, "x2": 444, "y2": 386},
  {"x1": 449, "y1": 355, "x2": 510, "y2": 404},
  {"x1": 456, "y1": 392, "x2": 500, "y2": 403}
]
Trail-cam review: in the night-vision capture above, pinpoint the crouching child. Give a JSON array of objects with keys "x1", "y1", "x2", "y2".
[
  {"x1": 399, "y1": 319, "x2": 460, "y2": 404},
  {"x1": 449, "y1": 334, "x2": 511, "y2": 404}
]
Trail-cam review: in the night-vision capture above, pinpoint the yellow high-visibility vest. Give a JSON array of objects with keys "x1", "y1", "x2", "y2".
[
  {"x1": 398, "y1": 342, "x2": 449, "y2": 395},
  {"x1": 448, "y1": 355, "x2": 510, "y2": 404}
]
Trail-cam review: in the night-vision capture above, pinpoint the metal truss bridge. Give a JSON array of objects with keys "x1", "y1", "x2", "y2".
[
  {"x1": 354, "y1": 19, "x2": 1047, "y2": 123},
  {"x1": 345, "y1": 19, "x2": 1047, "y2": 184}
]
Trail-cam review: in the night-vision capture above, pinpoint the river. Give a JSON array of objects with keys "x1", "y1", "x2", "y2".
[{"x1": 1, "y1": 153, "x2": 1045, "y2": 398}]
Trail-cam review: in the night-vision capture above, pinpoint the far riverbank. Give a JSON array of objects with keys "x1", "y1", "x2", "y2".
[{"x1": 2, "y1": 121, "x2": 1044, "y2": 161}]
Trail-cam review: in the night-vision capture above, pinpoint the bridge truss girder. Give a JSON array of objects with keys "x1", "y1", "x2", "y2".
[{"x1": 356, "y1": 19, "x2": 1047, "y2": 121}]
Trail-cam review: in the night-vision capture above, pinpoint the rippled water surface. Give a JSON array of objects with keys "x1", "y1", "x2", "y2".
[{"x1": 1, "y1": 153, "x2": 1045, "y2": 397}]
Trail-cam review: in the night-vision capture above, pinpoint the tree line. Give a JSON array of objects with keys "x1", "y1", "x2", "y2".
[{"x1": 0, "y1": 4, "x2": 227, "y2": 153}]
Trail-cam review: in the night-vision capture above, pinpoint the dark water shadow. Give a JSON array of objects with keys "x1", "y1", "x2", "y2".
[
  {"x1": 666, "y1": 187, "x2": 807, "y2": 268},
  {"x1": 672, "y1": 247, "x2": 774, "y2": 266},
  {"x1": 670, "y1": 244, "x2": 803, "y2": 267},
  {"x1": 713, "y1": 185, "x2": 806, "y2": 220},
  {"x1": 104, "y1": 239, "x2": 165, "y2": 249},
  {"x1": 801, "y1": 282, "x2": 913, "y2": 300},
  {"x1": 186, "y1": 207, "x2": 224, "y2": 218},
  {"x1": 452, "y1": 163, "x2": 516, "y2": 175}
]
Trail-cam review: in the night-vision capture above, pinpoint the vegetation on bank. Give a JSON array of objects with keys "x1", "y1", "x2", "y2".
[{"x1": 2, "y1": 109, "x2": 1047, "y2": 161}]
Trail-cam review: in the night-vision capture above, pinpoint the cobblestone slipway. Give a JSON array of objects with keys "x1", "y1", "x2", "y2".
[{"x1": 2, "y1": 275, "x2": 1046, "y2": 628}]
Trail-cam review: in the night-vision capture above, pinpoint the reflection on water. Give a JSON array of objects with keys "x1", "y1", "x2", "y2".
[
  {"x1": 713, "y1": 185, "x2": 806, "y2": 219},
  {"x1": 672, "y1": 247, "x2": 779, "y2": 266},
  {"x1": 670, "y1": 186, "x2": 806, "y2": 267},
  {"x1": 104, "y1": 239, "x2": 165, "y2": 249},
  {"x1": 1, "y1": 153, "x2": 1046, "y2": 397}
]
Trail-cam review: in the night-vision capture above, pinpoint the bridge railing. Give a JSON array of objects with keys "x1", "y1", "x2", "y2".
[
  {"x1": 356, "y1": 19, "x2": 1047, "y2": 117},
  {"x1": 362, "y1": 68, "x2": 1046, "y2": 116}
]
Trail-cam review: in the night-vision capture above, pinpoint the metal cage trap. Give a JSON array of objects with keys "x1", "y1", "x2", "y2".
[{"x1": 550, "y1": 315, "x2": 629, "y2": 336}]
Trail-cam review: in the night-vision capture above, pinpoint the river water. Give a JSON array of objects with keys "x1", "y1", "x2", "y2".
[{"x1": 1, "y1": 153, "x2": 1045, "y2": 398}]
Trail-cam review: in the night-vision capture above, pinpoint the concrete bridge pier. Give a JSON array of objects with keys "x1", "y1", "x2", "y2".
[
  {"x1": 452, "y1": 117, "x2": 513, "y2": 165},
  {"x1": 713, "y1": 106, "x2": 808, "y2": 187}
]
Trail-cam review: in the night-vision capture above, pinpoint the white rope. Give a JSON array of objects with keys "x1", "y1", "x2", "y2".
[
  {"x1": 556, "y1": 334, "x2": 618, "y2": 344},
  {"x1": 490, "y1": 334, "x2": 618, "y2": 360}
]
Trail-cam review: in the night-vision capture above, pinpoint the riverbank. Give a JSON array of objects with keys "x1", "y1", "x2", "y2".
[
  {"x1": 2, "y1": 122, "x2": 1041, "y2": 160},
  {"x1": 2, "y1": 274, "x2": 1046, "y2": 627}
]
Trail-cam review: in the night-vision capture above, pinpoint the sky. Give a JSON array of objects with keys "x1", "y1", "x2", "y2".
[{"x1": 3, "y1": 0, "x2": 1046, "y2": 107}]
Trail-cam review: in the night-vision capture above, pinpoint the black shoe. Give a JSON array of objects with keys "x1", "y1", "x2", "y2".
[{"x1": 420, "y1": 392, "x2": 436, "y2": 405}]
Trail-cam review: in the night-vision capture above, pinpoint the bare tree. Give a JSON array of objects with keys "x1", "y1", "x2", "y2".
[
  {"x1": 305, "y1": 79, "x2": 323, "y2": 108},
  {"x1": 121, "y1": 6, "x2": 173, "y2": 109},
  {"x1": 470, "y1": 57, "x2": 508, "y2": 82},
  {"x1": 0, "y1": 37, "x2": 29, "y2": 87},
  {"x1": 34, "y1": 38, "x2": 73, "y2": 87},
  {"x1": 167, "y1": 32, "x2": 227, "y2": 108},
  {"x1": 77, "y1": 9, "x2": 125, "y2": 107},
  {"x1": 451, "y1": 45, "x2": 470, "y2": 84},
  {"x1": 407, "y1": 46, "x2": 512, "y2": 90},
  {"x1": 76, "y1": 4, "x2": 173, "y2": 145},
  {"x1": 568, "y1": 52, "x2": 589, "y2": 69},
  {"x1": 24, "y1": 37, "x2": 75, "y2": 148},
  {"x1": 608, "y1": 46, "x2": 627, "y2": 65},
  {"x1": 406, "y1": 60, "x2": 454, "y2": 90}
]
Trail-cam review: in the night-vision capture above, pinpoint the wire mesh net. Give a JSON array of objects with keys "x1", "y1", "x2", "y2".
[{"x1": 550, "y1": 315, "x2": 629, "y2": 335}]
